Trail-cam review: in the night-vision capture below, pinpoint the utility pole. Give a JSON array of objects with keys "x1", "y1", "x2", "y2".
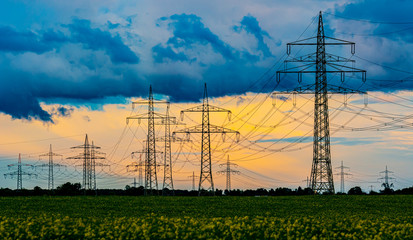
[
  {"x1": 174, "y1": 83, "x2": 240, "y2": 196},
  {"x1": 217, "y1": 155, "x2": 240, "y2": 192},
  {"x1": 275, "y1": 11, "x2": 366, "y2": 194},
  {"x1": 68, "y1": 134, "x2": 106, "y2": 191},
  {"x1": 37, "y1": 144, "x2": 64, "y2": 190},
  {"x1": 4, "y1": 154, "x2": 37, "y2": 190},
  {"x1": 126, "y1": 85, "x2": 170, "y2": 195},
  {"x1": 334, "y1": 161, "x2": 351, "y2": 193},
  {"x1": 379, "y1": 165, "x2": 395, "y2": 189},
  {"x1": 369, "y1": 185, "x2": 374, "y2": 192}
]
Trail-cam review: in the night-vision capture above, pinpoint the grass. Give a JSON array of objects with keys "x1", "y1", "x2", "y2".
[{"x1": 0, "y1": 195, "x2": 412, "y2": 239}]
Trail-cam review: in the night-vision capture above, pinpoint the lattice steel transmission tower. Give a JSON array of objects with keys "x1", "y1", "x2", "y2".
[
  {"x1": 127, "y1": 152, "x2": 145, "y2": 187},
  {"x1": 335, "y1": 161, "x2": 351, "y2": 193},
  {"x1": 4, "y1": 153, "x2": 37, "y2": 190},
  {"x1": 154, "y1": 105, "x2": 186, "y2": 195},
  {"x1": 126, "y1": 85, "x2": 169, "y2": 195},
  {"x1": 37, "y1": 144, "x2": 64, "y2": 190},
  {"x1": 188, "y1": 171, "x2": 198, "y2": 191},
  {"x1": 379, "y1": 165, "x2": 395, "y2": 189},
  {"x1": 275, "y1": 11, "x2": 366, "y2": 193},
  {"x1": 68, "y1": 135, "x2": 106, "y2": 191},
  {"x1": 174, "y1": 83, "x2": 240, "y2": 195},
  {"x1": 217, "y1": 155, "x2": 239, "y2": 192}
]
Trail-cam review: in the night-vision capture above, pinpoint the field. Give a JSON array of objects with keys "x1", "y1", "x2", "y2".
[{"x1": 0, "y1": 195, "x2": 412, "y2": 239}]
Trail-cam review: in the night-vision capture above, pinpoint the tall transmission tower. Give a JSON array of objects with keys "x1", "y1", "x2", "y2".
[
  {"x1": 275, "y1": 11, "x2": 366, "y2": 193},
  {"x1": 4, "y1": 154, "x2": 37, "y2": 190},
  {"x1": 68, "y1": 135, "x2": 106, "y2": 191},
  {"x1": 174, "y1": 83, "x2": 240, "y2": 196},
  {"x1": 37, "y1": 144, "x2": 64, "y2": 190},
  {"x1": 217, "y1": 155, "x2": 240, "y2": 192},
  {"x1": 335, "y1": 161, "x2": 351, "y2": 193},
  {"x1": 126, "y1": 85, "x2": 169, "y2": 195},
  {"x1": 379, "y1": 165, "x2": 395, "y2": 189}
]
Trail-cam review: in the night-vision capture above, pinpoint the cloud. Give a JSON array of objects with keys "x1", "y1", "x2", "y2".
[
  {"x1": 152, "y1": 44, "x2": 190, "y2": 63},
  {"x1": 50, "y1": 106, "x2": 74, "y2": 117},
  {"x1": 0, "y1": 26, "x2": 51, "y2": 53},
  {"x1": 234, "y1": 15, "x2": 273, "y2": 57},
  {"x1": 160, "y1": 14, "x2": 237, "y2": 60},
  {"x1": 66, "y1": 19, "x2": 139, "y2": 64}
]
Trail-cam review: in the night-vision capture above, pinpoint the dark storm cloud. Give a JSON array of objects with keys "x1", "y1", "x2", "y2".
[
  {"x1": 234, "y1": 15, "x2": 273, "y2": 57},
  {"x1": 66, "y1": 19, "x2": 140, "y2": 64},
  {"x1": 0, "y1": 14, "x2": 273, "y2": 122},
  {"x1": 152, "y1": 44, "x2": 190, "y2": 63},
  {"x1": 161, "y1": 14, "x2": 237, "y2": 60},
  {"x1": 331, "y1": 0, "x2": 413, "y2": 92},
  {"x1": 336, "y1": 0, "x2": 413, "y2": 41},
  {"x1": 0, "y1": 26, "x2": 51, "y2": 53}
]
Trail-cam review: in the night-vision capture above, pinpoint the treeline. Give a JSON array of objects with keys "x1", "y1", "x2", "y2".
[{"x1": 0, "y1": 182, "x2": 412, "y2": 196}]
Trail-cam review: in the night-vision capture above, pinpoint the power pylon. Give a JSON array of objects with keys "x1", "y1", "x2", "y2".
[
  {"x1": 126, "y1": 85, "x2": 169, "y2": 195},
  {"x1": 379, "y1": 165, "x2": 395, "y2": 189},
  {"x1": 4, "y1": 153, "x2": 37, "y2": 190},
  {"x1": 275, "y1": 11, "x2": 366, "y2": 193},
  {"x1": 217, "y1": 155, "x2": 240, "y2": 192},
  {"x1": 127, "y1": 152, "x2": 145, "y2": 187},
  {"x1": 174, "y1": 83, "x2": 240, "y2": 196},
  {"x1": 154, "y1": 104, "x2": 186, "y2": 196},
  {"x1": 68, "y1": 134, "x2": 106, "y2": 191},
  {"x1": 37, "y1": 144, "x2": 64, "y2": 190},
  {"x1": 334, "y1": 161, "x2": 351, "y2": 193},
  {"x1": 188, "y1": 171, "x2": 198, "y2": 191},
  {"x1": 131, "y1": 178, "x2": 138, "y2": 188}
]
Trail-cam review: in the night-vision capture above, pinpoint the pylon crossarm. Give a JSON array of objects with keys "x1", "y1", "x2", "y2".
[
  {"x1": 326, "y1": 62, "x2": 366, "y2": 72},
  {"x1": 39, "y1": 152, "x2": 62, "y2": 157},
  {"x1": 286, "y1": 53, "x2": 355, "y2": 63},
  {"x1": 132, "y1": 100, "x2": 169, "y2": 108},
  {"x1": 273, "y1": 84, "x2": 316, "y2": 95},
  {"x1": 174, "y1": 124, "x2": 239, "y2": 134},
  {"x1": 154, "y1": 118, "x2": 183, "y2": 126},
  {"x1": 155, "y1": 136, "x2": 191, "y2": 142},
  {"x1": 287, "y1": 36, "x2": 355, "y2": 46},
  {"x1": 71, "y1": 145, "x2": 101, "y2": 150},
  {"x1": 127, "y1": 112, "x2": 168, "y2": 120}
]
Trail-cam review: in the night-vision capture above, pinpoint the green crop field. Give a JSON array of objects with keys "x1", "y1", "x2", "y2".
[{"x1": 0, "y1": 195, "x2": 412, "y2": 239}]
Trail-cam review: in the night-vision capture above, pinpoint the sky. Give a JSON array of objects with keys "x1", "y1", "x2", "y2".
[{"x1": 0, "y1": 0, "x2": 413, "y2": 192}]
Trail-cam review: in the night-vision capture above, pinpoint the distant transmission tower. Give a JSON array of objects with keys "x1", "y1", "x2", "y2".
[
  {"x1": 335, "y1": 161, "x2": 351, "y2": 193},
  {"x1": 127, "y1": 152, "x2": 145, "y2": 187},
  {"x1": 4, "y1": 154, "x2": 37, "y2": 190},
  {"x1": 379, "y1": 165, "x2": 395, "y2": 189},
  {"x1": 126, "y1": 85, "x2": 169, "y2": 195},
  {"x1": 217, "y1": 155, "x2": 239, "y2": 192},
  {"x1": 188, "y1": 171, "x2": 198, "y2": 191},
  {"x1": 37, "y1": 144, "x2": 64, "y2": 190},
  {"x1": 275, "y1": 11, "x2": 366, "y2": 193},
  {"x1": 174, "y1": 83, "x2": 240, "y2": 196},
  {"x1": 154, "y1": 104, "x2": 186, "y2": 196},
  {"x1": 68, "y1": 135, "x2": 106, "y2": 191}
]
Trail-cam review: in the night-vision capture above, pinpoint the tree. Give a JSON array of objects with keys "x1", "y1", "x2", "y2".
[{"x1": 348, "y1": 186, "x2": 365, "y2": 195}]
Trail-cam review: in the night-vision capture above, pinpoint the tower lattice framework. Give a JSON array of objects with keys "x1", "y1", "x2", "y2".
[
  {"x1": 174, "y1": 83, "x2": 239, "y2": 195},
  {"x1": 275, "y1": 12, "x2": 366, "y2": 193}
]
